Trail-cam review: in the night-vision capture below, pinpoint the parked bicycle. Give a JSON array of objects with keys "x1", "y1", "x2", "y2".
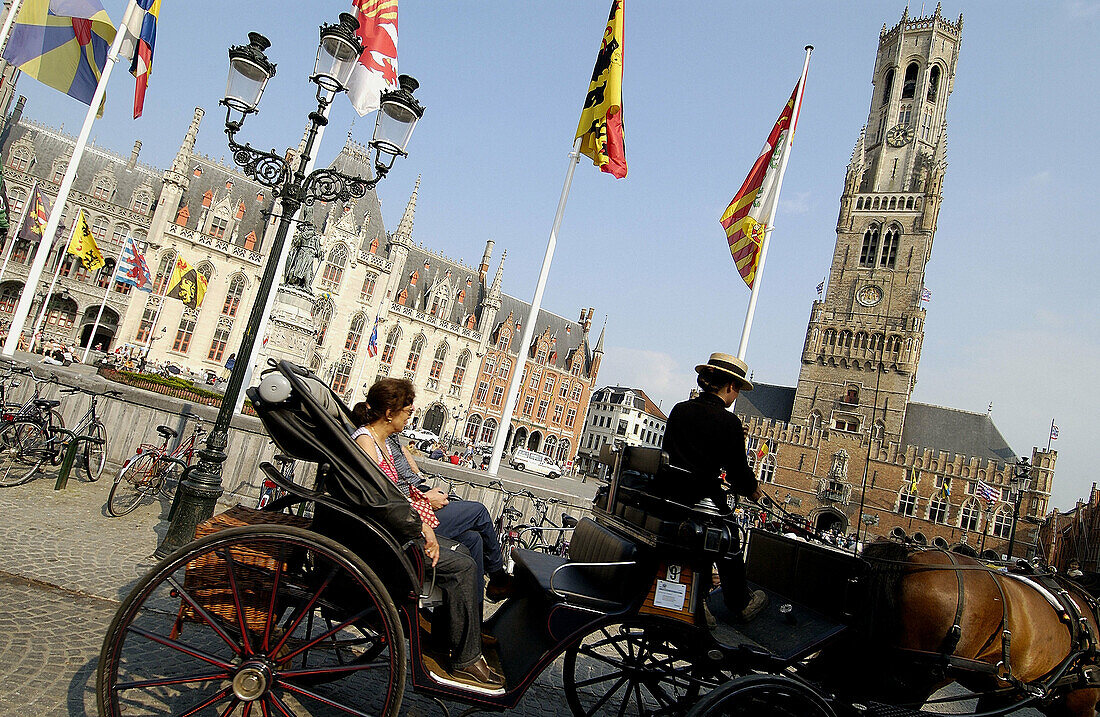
[
  {"x1": 256, "y1": 453, "x2": 294, "y2": 510},
  {"x1": 488, "y1": 479, "x2": 534, "y2": 573},
  {"x1": 0, "y1": 385, "x2": 117, "y2": 487},
  {"x1": 519, "y1": 493, "x2": 578, "y2": 556},
  {"x1": 106, "y1": 418, "x2": 205, "y2": 517}
]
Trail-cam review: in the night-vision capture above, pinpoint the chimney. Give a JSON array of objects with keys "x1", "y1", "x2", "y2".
[
  {"x1": 479, "y1": 239, "x2": 495, "y2": 282},
  {"x1": 126, "y1": 140, "x2": 142, "y2": 170}
]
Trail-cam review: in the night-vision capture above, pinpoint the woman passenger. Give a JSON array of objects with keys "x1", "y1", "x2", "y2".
[{"x1": 352, "y1": 378, "x2": 503, "y2": 691}]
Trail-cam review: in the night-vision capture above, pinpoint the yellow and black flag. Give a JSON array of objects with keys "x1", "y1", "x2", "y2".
[
  {"x1": 575, "y1": 0, "x2": 626, "y2": 178},
  {"x1": 165, "y1": 254, "x2": 208, "y2": 310},
  {"x1": 67, "y1": 209, "x2": 106, "y2": 271}
]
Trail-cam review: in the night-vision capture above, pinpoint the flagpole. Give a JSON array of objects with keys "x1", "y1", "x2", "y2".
[
  {"x1": 349, "y1": 315, "x2": 379, "y2": 402},
  {"x1": 232, "y1": 89, "x2": 334, "y2": 415},
  {"x1": 80, "y1": 235, "x2": 128, "y2": 362},
  {"x1": 28, "y1": 225, "x2": 73, "y2": 350},
  {"x1": 1047, "y1": 418, "x2": 1055, "y2": 452},
  {"x1": 141, "y1": 248, "x2": 176, "y2": 359},
  {"x1": 488, "y1": 143, "x2": 581, "y2": 476},
  {"x1": 1, "y1": 22, "x2": 129, "y2": 357},
  {"x1": 0, "y1": 178, "x2": 35, "y2": 284},
  {"x1": 736, "y1": 45, "x2": 812, "y2": 361}
]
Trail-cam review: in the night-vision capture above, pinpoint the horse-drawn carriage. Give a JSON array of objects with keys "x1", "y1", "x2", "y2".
[{"x1": 95, "y1": 361, "x2": 1100, "y2": 716}]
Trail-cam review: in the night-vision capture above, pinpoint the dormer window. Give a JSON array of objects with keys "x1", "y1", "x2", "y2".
[
  {"x1": 93, "y1": 177, "x2": 114, "y2": 200},
  {"x1": 209, "y1": 215, "x2": 228, "y2": 239}
]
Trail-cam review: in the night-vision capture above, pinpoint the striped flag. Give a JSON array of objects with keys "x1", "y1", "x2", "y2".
[
  {"x1": 921, "y1": 287, "x2": 932, "y2": 302},
  {"x1": 346, "y1": 0, "x2": 399, "y2": 116},
  {"x1": 366, "y1": 317, "x2": 380, "y2": 357},
  {"x1": 575, "y1": 0, "x2": 627, "y2": 179},
  {"x1": 122, "y1": 0, "x2": 160, "y2": 119},
  {"x1": 1, "y1": 0, "x2": 117, "y2": 109},
  {"x1": 1051, "y1": 423, "x2": 1059, "y2": 441},
  {"x1": 816, "y1": 278, "x2": 825, "y2": 296},
  {"x1": 975, "y1": 479, "x2": 1000, "y2": 504},
  {"x1": 720, "y1": 75, "x2": 807, "y2": 289},
  {"x1": 116, "y1": 236, "x2": 152, "y2": 291}
]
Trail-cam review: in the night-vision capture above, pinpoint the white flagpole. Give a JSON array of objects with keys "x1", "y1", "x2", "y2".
[
  {"x1": 1, "y1": 21, "x2": 130, "y2": 357},
  {"x1": 141, "y1": 248, "x2": 176, "y2": 358},
  {"x1": 233, "y1": 90, "x2": 334, "y2": 415},
  {"x1": 0, "y1": 0, "x2": 26, "y2": 57},
  {"x1": 0, "y1": 178, "x2": 36, "y2": 284},
  {"x1": 81, "y1": 235, "x2": 128, "y2": 362},
  {"x1": 488, "y1": 143, "x2": 581, "y2": 476},
  {"x1": 28, "y1": 225, "x2": 73, "y2": 350},
  {"x1": 736, "y1": 46, "x2": 812, "y2": 361}
]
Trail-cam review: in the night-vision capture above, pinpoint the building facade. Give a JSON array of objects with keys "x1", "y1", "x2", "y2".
[
  {"x1": 576, "y1": 385, "x2": 667, "y2": 481},
  {"x1": 731, "y1": 7, "x2": 1055, "y2": 559}
]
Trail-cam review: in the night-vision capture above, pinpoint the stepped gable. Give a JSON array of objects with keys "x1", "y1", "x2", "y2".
[
  {"x1": 174, "y1": 155, "x2": 271, "y2": 248},
  {"x1": 2, "y1": 118, "x2": 164, "y2": 211},
  {"x1": 323, "y1": 134, "x2": 385, "y2": 253},
  {"x1": 496, "y1": 294, "x2": 588, "y2": 371},
  {"x1": 900, "y1": 402, "x2": 1016, "y2": 465},
  {"x1": 734, "y1": 382, "x2": 796, "y2": 423},
  {"x1": 399, "y1": 243, "x2": 484, "y2": 327}
]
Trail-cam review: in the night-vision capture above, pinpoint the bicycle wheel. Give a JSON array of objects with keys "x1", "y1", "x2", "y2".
[
  {"x1": 0, "y1": 420, "x2": 50, "y2": 487},
  {"x1": 107, "y1": 452, "x2": 163, "y2": 517},
  {"x1": 84, "y1": 421, "x2": 108, "y2": 481}
]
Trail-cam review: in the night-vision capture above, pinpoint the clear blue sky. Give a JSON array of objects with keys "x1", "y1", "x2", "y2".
[{"x1": 10, "y1": 1, "x2": 1098, "y2": 508}]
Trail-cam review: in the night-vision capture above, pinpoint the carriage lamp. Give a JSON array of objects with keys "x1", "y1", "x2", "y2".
[{"x1": 157, "y1": 18, "x2": 423, "y2": 559}]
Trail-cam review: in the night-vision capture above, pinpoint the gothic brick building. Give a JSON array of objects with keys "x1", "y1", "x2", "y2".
[{"x1": 732, "y1": 7, "x2": 1055, "y2": 558}]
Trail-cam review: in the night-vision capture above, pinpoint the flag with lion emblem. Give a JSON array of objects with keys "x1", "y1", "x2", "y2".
[
  {"x1": 165, "y1": 254, "x2": 207, "y2": 309},
  {"x1": 575, "y1": 0, "x2": 626, "y2": 178},
  {"x1": 67, "y1": 209, "x2": 105, "y2": 271}
]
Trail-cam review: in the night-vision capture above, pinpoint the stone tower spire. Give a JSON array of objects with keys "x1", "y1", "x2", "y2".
[
  {"x1": 792, "y1": 6, "x2": 962, "y2": 445},
  {"x1": 382, "y1": 177, "x2": 420, "y2": 312},
  {"x1": 393, "y1": 174, "x2": 419, "y2": 246},
  {"x1": 490, "y1": 249, "x2": 506, "y2": 298},
  {"x1": 170, "y1": 107, "x2": 203, "y2": 179}
]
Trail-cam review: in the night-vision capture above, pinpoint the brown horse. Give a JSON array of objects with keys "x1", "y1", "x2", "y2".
[{"x1": 814, "y1": 543, "x2": 1100, "y2": 716}]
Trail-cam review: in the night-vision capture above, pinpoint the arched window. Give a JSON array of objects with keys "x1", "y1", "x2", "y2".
[
  {"x1": 7, "y1": 186, "x2": 26, "y2": 217},
  {"x1": 902, "y1": 62, "x2": 919, "y2": 99},
  {"x1": 480, "y1": 417, "x2": 498, "y2": 444},
  {"x1": 132, "y1": 190, "x2": 153, "y2": 215},
  {"x1": 926, "y1": 65, "x2": 941, "y2": 103},
  {"x1": 96, "y1": 259, "x2": 117, "y2": 288},
  {"x1": 360, "y1": 273, "x2": 376, "y2": 301},
  {"x1": 759, "y1": 454, "x2": 776, "y2": 483},
  {"x1": 197, "y1": 261, "x2": 214, "y2": 284},
  {"x1": 222, "y1": 274, "x2": 245, "y2": 316},
  {"x1": 429, "y1": 288, "x2": 449, "y2": 318},
  {"x1": 897, "y1": 486, "x2": 918, "y2": 517},
  {"x1": 464, "y1": 414, "x2": 483, "y2": 442},
  {"x1": 928, "y1": 496, "x2": 949, "y2": 524},
  {"x1": 380, "y1": 325, "x2": 401, "y2": 366},
  {"x1": 556, "y1": 438, "x2": 571, "y2": 465},
  {"x1": 111, "y1": 224, "x2": 130, "y2": 246},
  {"x1": 92, "y1": 176, "x2": 114, "y2": 200},
  {"x1": 311, "y1": 297, "x2": 333, "y2": 346},
  {"x1": 451, "y1": 349, "x2": 470, "y2": 390},
  {"x1": 0, "y1": 283, "x2": 20, "y2": 314},
  {"x1": 321, "y1": 244, "x2": 348, "y2": 288},
  {"x1": 497, "y1": 330, "x2": 510, "y2": 351},
  {"x1": 859, "y1": 225, "x2": 880, "y2": 267},
  {"x1": 543, "y1": 435, "x2": 557, "y2": 457},
  {"x1": 345, "y1": 313, "x2": 365, "y2": 352},
  {"x1": 880, "y1": 68, "x2": 895, "y2": 106},
  {"x1": 809, "y1": 411, "x2": 823, "y2": 434},
  {"x1": 7, "y1": 144, "x2": 31, "y2": 171},
  {"x1": 498, "y1": 357, "x2": 511, "y2": 378},
  {"x1": 872, "y1": 197, "x2": 881, "y2": 210},
  {"x1": 429, "y1": 341, "x2": 448, "y2": 380},
  {"x1": 152, "y1": 252, "x2": 175, "y2": 293},
  {"x1": 91, "y1": 215, "x2": 110, "y2": 241},
  {"x1": 888, "y1": 197, "x2": 897, "y2": 210},
  {"x1": 331, "y1": 361, "x2": 352, "y2": 394},
  {"x1": 856, "y1": 197, "x2": 864, "y2": 210},
  {"x1": 959, "y1": 500, "x2": 980, "y2": 532},
  {"x1": 406, "y1": 334, "x2": 425, "y2": 373},
  {"x1": 880, "y1": 227, "x2": 899, "y2": 268},
  {"x1": 992, "y1": 510, "x2": 1013, "y2": 539}
]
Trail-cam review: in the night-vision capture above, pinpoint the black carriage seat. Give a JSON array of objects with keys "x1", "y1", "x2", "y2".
[
  {"x1": 247, "y1": 361, "x2": 426, "y2": 595},
  {"x1": 156, "y1": 425, "x2": 178, "y2": 440},
  {"x1": 511, "y1": 517, "x2": 640, "y2": 611}
]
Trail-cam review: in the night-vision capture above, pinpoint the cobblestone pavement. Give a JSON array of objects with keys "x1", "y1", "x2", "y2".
[{"x1": 0, "y1": 473, "x2": 574, "y2": 716}]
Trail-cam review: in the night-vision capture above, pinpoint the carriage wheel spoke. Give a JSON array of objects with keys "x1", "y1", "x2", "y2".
[
  {"x1": 584, "y1": 675, "x2": 628, "y2": 717},
  {"x1": 577, "y1": 646, "x2": 629, "y2": 671},
  {"x1": 220, "y1": 548, "x2": 256, "y2": 656},
  {"x1": 270, "y1": 565, "x2": 338, "y2": 658},
  {"x1": 177, "y1": 686, "x2": 233, "y2": 717},
  {"x1": 280, "y1": 660, "x2": 389, "y2": 680},
  {"x1": 266, "y1": 691, "x2": 296, "y2": 717},
  {"x1": 115, "y1": 670, "x2": 230, "y2": 691},
  {"x1": 261, "y1": 556, "x2": 285, "y2": 653},
  {"x1": 166, "y1": 575, "x2": 245, "y2": 655},
  {"x1": 616, "y1": 682, "x2": 635, "y2": 717},
  {"x1": 219, "y1": 698, "x2": 242, "y2": 717},
  {"x1": 597, "y1": 627, "x2": 630, "y2": 661},
  {"x1": 241, "y1": 702, "x2": 252, "y2": 717},
  {"x1": 125, "y1": 624, "x2": 235, "y2": 670},
  {"x1": 574, "y1": 670, "x2": 628, "y2": 689},
  {"x1": 279, "y1": 680, "x2": 375, "y2": 716}
]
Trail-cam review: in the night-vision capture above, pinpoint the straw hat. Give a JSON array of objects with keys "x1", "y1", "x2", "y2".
[{"x1": 695, "y1": 352, "x2": 753, "y2": 391}]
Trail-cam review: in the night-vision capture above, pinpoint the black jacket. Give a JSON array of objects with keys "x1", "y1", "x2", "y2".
[{"x1": 656, "y1": 391, "x2": 757, "y2": 506}]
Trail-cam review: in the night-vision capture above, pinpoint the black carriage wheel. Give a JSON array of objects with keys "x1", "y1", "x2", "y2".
[
  {"x1": 96, "y1": 524, "x2": 406, "y2": 716},
  {"x1": 564, "y1": 617, "x2": 723, "y2": 717},
  {"x1": 0, "y1": 420, "x2": 48, "y2": 487},
  {"x1": 685, "y1": 674, "x2": 836, "y2": 717},
  {"x1": 106, "y1": 452, "x2": 161, "y2": 517}
]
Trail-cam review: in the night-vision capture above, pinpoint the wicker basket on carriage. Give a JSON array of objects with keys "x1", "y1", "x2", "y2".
[{"x1": 170, "y1": 505, "x2": 311, "y2": 638}]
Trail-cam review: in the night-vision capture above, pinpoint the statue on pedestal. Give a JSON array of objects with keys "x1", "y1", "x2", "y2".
[{"x1": 284, "y1": 209, "x2": 323, "y2": 289}]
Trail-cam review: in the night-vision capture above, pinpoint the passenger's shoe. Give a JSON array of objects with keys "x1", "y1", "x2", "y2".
[
  {"x1": 450, "y1": 656, "x2": 505, "y2": 690},
  {"x1": 486, "y1": 572, "x2": 514, "y2": 602},
  {"x1": 739, "y1": 590, "x2": 768, "y2": 622},
  {"x1": 702, "y1": 601, "x2": 717, "y2": 629}
]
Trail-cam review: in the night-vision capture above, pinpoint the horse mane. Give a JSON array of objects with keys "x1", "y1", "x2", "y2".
[{"x1": 860, "y1": 540, "x2": 914, "y2": 637}]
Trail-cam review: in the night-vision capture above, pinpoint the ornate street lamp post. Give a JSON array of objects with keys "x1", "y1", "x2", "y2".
[
  {"x1": 1006, "y1": 456, "x2": 1034, "y2": 560},
  {"x1": 157, "y1": 14, "x2": 424, "y2": 557}
]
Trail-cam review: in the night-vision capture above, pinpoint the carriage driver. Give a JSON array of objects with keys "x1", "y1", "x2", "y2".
[{"x1": 657, "y1": 352, "x2": 768, "y2": 623}]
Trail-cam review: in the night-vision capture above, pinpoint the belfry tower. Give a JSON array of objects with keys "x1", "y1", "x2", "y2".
[{"x1": 791, "y1": 6, "x2": 962, "y2": 444}]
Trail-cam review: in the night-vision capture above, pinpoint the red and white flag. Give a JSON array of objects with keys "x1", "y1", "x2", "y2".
[{"x1": 346, "y1": 0, "x2": 399, "y2": 116}]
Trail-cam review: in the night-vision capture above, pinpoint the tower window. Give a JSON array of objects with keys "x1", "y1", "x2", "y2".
[
  {"x1": 926, "y1": 66, "x2": 941, "y2": 103},
  {"x1": 880, "y1": 227, "x2": 899, "y2": 268},
  {"x1": 859, "y1": 226, "x2": 880, "y2": 267},
  {"x1": 880, "y1": 69, "x2": 894, "y2": 106},
  {"x1": 902, "y1": 62, "x2": 919, "y2": 99},
  {"x1": 844, "y1": 387, "x2": 859, "y2": 404},
  {"x1": 899, "y1": 104, "x2": 912, "y2": 127}
]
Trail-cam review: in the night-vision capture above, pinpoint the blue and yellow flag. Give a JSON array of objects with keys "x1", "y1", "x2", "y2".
[{"x1": 1, "y1": 0, "x2": 116, "y2": 108}]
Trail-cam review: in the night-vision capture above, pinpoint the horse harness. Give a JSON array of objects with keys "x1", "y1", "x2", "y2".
[{"x1": 878, "y1": 549, "x2": 1100, "y2": 697}]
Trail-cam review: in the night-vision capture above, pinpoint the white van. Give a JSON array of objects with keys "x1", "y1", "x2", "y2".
[{"x1": 510, "y1": 448, "x2": 562, "y2": 479}]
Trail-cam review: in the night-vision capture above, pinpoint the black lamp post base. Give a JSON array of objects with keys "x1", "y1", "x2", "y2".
[{"x1": 155, "y1": 440, "x2": 228, "y2": 558}]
